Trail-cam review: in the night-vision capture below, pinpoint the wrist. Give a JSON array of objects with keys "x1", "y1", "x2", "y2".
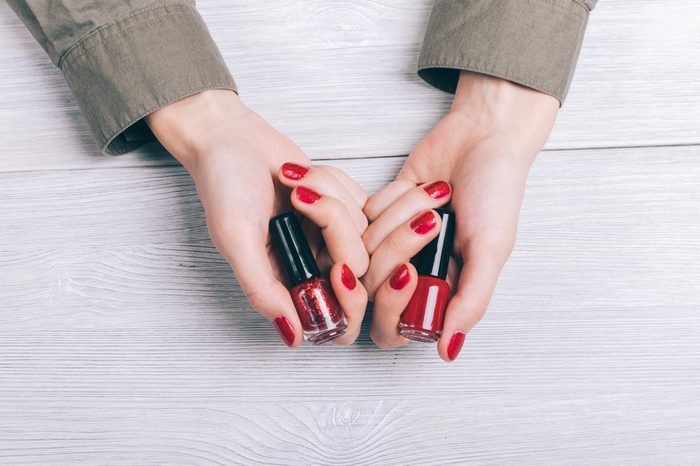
[
  {"x1": 145, "y1": 89, "x2": 250, "y2": 171},
  {"x1": 450, "y1": 71, "x2": 559, "y2": 153}
]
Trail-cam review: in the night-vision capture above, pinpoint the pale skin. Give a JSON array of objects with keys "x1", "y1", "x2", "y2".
[
  {"x1": 363, "y1": 71, "x2": 559, "y2": 361},
  {"x1": 145, "y1": 90, "x2": 370, "y2": 347},
  {"x1": 145, "y1": 71, "x2": 559, "y2": 360}
]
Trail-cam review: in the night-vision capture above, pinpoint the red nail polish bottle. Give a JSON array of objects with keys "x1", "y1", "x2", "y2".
[
  {"x1": 269, "y1": 212, "x2": 347, "y2": 344},
  {"x1": 399, "y1": 209, "x2": 455, "y2": 342}
]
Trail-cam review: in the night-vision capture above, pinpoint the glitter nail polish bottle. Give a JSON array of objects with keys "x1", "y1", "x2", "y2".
[
  {"x1": 269, "y1": 212, "x2": 347, "y2": 344},
  {"x1": 399, "y1": 209, "x2": 456, "y2": 342}
]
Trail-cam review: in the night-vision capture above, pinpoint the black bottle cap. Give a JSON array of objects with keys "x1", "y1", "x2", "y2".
[
  {"x1": 269, "y1": 212, "x2": 320, "y2": 286},
  {"x1": 410, "y1": 208, "x2": 455, "y2": 280}
]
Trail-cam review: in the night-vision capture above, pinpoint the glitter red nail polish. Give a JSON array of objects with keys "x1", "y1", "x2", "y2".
[
  {"x1": 296, "y1": 186, "x2": 321, "y2": 204},
  {"x1": 341, "y1": 264, "x2": 356, "y2": 290},
  {"x1": 281, "y1": 162, "x2": 309, "y2": 180},
  {"x1": 399, "y1": 209, "x2": 455, "y2": 343},
  {"x1": 423, "y1": 180, "x2": 451, "y2": 199},
  {"x1": 411, "y1": 211, "x2": 437, "y2": 234},
  {"x1": 270, "y1": 212, "x2": 347, "y2": 344}
]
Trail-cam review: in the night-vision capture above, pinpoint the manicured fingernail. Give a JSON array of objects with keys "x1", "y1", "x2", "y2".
[
  {"x1": 389, "y1": 264, "x2": 410, "y2": 290},
  {"x1": 341, "y1": 264, "x2": 356, "y2": 290},
  {"x1": 447, "y1": 332, "x2": 465, "y2": 361},
  {"x1": 281, "y1": 162, "x2": 309, "y2": 180},
  {"x1": 410, "y1": 211, "x2": 437, "y2": 234},
  {"x1": 273, "y1": 316, "x2": 295, "y2": 347},
  {"x1": 423, "y1": 180, "x2": 451, "y2": 199},
  {"x1": 296, "y1": 186, "x2": 321, "y2": 204}
]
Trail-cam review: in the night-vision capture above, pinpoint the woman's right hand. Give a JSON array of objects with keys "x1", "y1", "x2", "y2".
[{"x1": 145, "y1": 90, "x2": 369, "y2": 347}]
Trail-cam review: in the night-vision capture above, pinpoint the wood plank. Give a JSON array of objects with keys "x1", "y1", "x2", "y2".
[
  {"x1": 1, "y1": 146, "x2": 700, "y2": 461},
  {"x1": 0, "y1": 393, "x2": 697, "y2": 464},
  {"x1": 1, "y1": 0, "x2": 699, "y2": 171}
]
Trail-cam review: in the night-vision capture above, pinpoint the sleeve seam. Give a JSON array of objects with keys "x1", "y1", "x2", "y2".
[
  {"x1": 571, "y1": 0, "x2": 594, "y2": 12},
  {"x1": 418, "y1": 61, "x2": 563, "y2": 105},
  {"x1": 527, "y1": 0, "x2": 589, "y2": 18}
]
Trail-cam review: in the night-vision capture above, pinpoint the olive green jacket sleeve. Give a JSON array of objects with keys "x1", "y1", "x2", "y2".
[
  {"x1": 7, "y1": 0, "x2": 236, "y2": 155},
  {"x1": 418, "y1": 0, "x2": 597, "y2": 104}
]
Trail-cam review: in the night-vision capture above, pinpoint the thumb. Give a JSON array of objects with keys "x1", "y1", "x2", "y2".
[
  {"x1": 437, "y1": 239, "x2": 512, "y2": 362},
  {"x1": 213, "y1": 223, "x2": 303, "y2": 348}
]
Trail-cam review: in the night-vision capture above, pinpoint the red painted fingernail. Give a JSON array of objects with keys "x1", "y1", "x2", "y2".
[
  {"x1": 447, "y1": 332, "x2": 465, "y2": 361},
  {"x1": 423, "y1": 180, "x2": 451, "y2": 199},
  {"x1": 273, "y1": 316, "x2": 295, "y2": 347},
  {"x1": 296, "y1": 186, "x2": 321, "y2": 204},
  {"x1": 389, "y1": 264, "x2": 411, "y2": 290},
  {"x1": 341, "y1": 264, "x2": 356, "y2": 290},
  {"x1": 281, "y1": 162, "x2": 309, "y2": 180},
  {"x1": 410, "y1": 211, "x2": 437, "y2": 234}
]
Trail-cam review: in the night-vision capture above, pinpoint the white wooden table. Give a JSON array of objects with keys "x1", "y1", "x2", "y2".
[{"x1": 1, "y1": 1, "x2": 700, "y2": 464}]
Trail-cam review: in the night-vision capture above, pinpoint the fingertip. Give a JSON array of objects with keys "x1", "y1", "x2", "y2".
[
  {"x1": 278, "y1": 161, "x2": 309, "y2": 184},
  {"x1": 329, "y1": 262, "x2": 368, "y2": 344},
  {"x1": 388, "y1": 263, "x2": 413, "y2": 291},
  {"x1": 370, "y1": 326, "x2": 410, "y2": 350},
  {"x1": 438, "y1": 292, "x2": 488, "y2": 361},
  {"x1": 420, "y1": 180, "x2": 452, "y2": 202},
  {"x1": 340, "y1": 263, "x2": 357, "y2": 291},
  {"x1": 409, "y1": 209, "x2": 443, "y2": 237},
  {"x1": 330, "y1": 262, "x2": 362, "y2": 295},
  {"x1": 367, "y1": 262, "x2": 419, "y2": 349},
  {"x1": 438, "y1": 330, "x2": 466, "y2": 362},
  {"x1": 330, "y1": 326, "x2": 361, "y2": 346},
  {"x1": 273, "y1": 314, "x2": 300, "y2": 348},
  {"x1": 245, "y1": 280, "x2": 304, "y2": 348},
  {"x1": 292, "y1": 185, "x2": 322, "y2": 205}
]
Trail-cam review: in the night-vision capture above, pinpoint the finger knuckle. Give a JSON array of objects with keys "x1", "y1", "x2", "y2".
[
  {"x1": 363, "y1": 200, "x2": 380, "y2": 222},
  {"x1": 323, "y1": 199, "x2": 347, "y2": 222},
  {"x1": 386, "y1": 230, "x2": 408, "y2": 252},
  {"x1": 357, "y1": 214, "x2": 369, "y2": 234},
  {"x1": 360, "y1": 275, "x2": 379, "y2": 300},
  {"x1": 457, "y1": 296, "x2": 489, "y2": 322},
  {"x1": 350, "y1": 252, "x2": 370, "y2": 278},
  {"x1": 207, "y1": 219, "x2": 243, "y2": 258},
  {"x1": 356, "y1": 190, "x2": 369, "y2": 209},
  {"x1": 244, "y1": 284, "x2": 275, "y2": 312},
  {"x1": 474, "y1": 230, "x2": 516, "y2": 259}
]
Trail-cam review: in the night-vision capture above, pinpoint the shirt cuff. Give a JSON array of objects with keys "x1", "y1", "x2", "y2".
[
  {"x1": 59, "y1": 4, "x2": 236, "y2": 155},
  {"x1": 417, "y1": 0, "x2": 593, "y2": 104}
]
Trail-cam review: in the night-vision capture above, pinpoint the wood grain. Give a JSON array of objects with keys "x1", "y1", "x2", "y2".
[
  {"x1": 1, "y1": 147, "x2": 700, "y2": 462},
  {"x1": 0, "y1": 394, "x2": 698, "y2": 464},
  {"x1": 1, "y1": 0, "x2": 700, "y2": 171},
  {"x1": 1, "y1": 0, "x2": 699, "y2": 463}
]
